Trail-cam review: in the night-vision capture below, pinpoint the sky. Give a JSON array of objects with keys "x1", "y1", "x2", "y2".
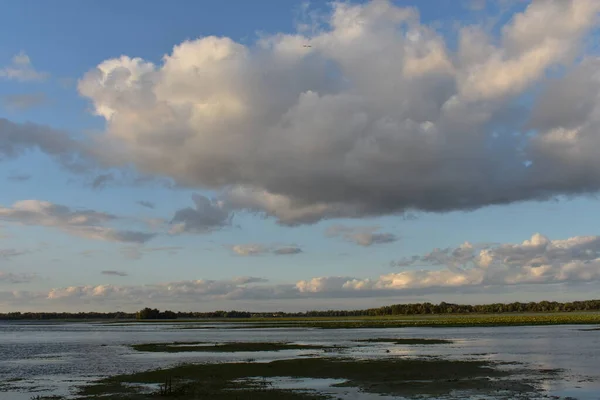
[{"x1": 2, "y1": 0, "x2": 600, "y2": 312}]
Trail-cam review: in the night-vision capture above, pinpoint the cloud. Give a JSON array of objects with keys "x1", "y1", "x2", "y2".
[
  {"x1": 91, "y1": 173, "x2": 114, "y2": 189},
  {"x1": 0, "y1": 271, "x2": 36, "y2": 284},
  {"x1": 0, "y1": 200, "x2": 155, "y2": 244},
  {"x1": 273, "y1": 246, "x2": 303, "y2": 255},
  {"x1": 0, "y1": 118, "x2": 91, "y2": 173},
  {"x1": 45, "y1": 276, "x2": 278, "y2": 302},
  {"x1": 101, "y1": 270, "x2": 128, "y2": 277},
  {"x1": 120, "y1": 245, "x2": 182, "y2": 260},
  {"x1": 326, "y1": 225, "x2": 398, "y2": 246},
  {"x1": 2, "y1": 233, "x2": 599, "y2": 307},
  {"x1": 2, "y1": 93, "x2": 49, "y2": 111},
  {"x1": 137, "y1": 200, "x2": 155, "y2": 209},
  {"x1": 7, "y1": 172, "x2": 31, "y2": 182},
  {"x1": 231, "y1": 244, "x2": 268, "y2": 256},
  {"x1": 0, "y1": 52, "x2": 49, "y2": 82},
  {"x1": 0, "y1": 249, "x2": 29, "y2": 259},
  {"x1": 170, "y1": 194, "x2": 232, "y2": 234},
  {"x1": 68, "y1": 0, "x2": 600, "y2": 225},
  {"x1": 230, "y1": 243, "x2": 302, "y2": 256}
]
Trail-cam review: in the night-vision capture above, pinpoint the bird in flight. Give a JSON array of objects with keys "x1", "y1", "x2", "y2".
[{"x1": 303, "y1": 44, "x2": 312, "y2": 48}]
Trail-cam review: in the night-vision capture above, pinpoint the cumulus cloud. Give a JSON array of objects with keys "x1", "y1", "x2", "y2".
[
  {"x1": 0, "y1": 52, "x2": 49, "y2": 82},
  {"x1": 0, "y1": 200, "x2": 155, "y2": 243},
  {"x1": 101, "y1": 270, "x2": 128, "y2": 277},
  {"x1": 66, "y1": 0, "x2": 600, "y2": 225},
  {"x1": 2, "y1": 93, "x2": 49, "y2": 111},
  {"x1": 170, "y1": 194, "x2": 232, "y2": 234},
  {"x1": 326, "y1": 225, "x2": 398, "y2": 246},
  {"x1": 230, "y1": 243, "x2": 302, "y2": 256}
]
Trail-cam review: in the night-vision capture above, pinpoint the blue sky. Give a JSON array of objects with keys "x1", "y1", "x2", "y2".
[{"x1": 2, "y1": 0, "x2": 600, "y2": 312}]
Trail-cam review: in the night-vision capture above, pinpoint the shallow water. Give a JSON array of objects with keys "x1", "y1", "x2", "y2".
[{"x1": 0, "y1": 321, "x2": 598, "y2": 399}]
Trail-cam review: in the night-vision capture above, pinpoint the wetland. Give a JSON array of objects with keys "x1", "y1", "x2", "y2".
[{"x1": 1, "y1": 318, "x2": 599, "y2": 399}]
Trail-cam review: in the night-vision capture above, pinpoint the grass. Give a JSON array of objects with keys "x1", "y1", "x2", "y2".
[
  {"x1": 107, "y1": 312, "x2": 600, "y2": 330},
  {"x1": 171, "y1": 312, "x2": 600, "y2": 329},
  {"x1": 354, "y1": 338, "x2": 453, "y2": 344},
  {"x1": 131, "y1": 341, "x2": 339, "y2": 353},
  {"x1": 78, "y1": 356, "x2": 554, "y2": 399}
]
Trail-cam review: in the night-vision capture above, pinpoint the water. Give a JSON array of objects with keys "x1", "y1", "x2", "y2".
[{"x1": 0, "y1": 321, "x2": 598, "y2": 399}]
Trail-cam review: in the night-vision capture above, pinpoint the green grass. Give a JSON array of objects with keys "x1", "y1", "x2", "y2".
[
  {"x1": 175, "y1": 312, "x2": 600, "y2": 329},
  {"x1": 354, "y1": 338, "x2": 453, "y2": 344},
  {"x1": 131, "y1": 341, "x2": 340, "y2": 353}
]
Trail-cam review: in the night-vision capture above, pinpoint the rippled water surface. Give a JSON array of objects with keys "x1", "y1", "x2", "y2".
[{"x1": 0, "y1": 321, "x2": 599, "y2": 399}]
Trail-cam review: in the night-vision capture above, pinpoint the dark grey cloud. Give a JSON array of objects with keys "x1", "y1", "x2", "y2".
[
  {"x1": 2, "y1": 93, "x2": 49, "y2": 111},
  {"x1": 170, "y1": 194, "x2": 232, "y2": 234},
  {"x1": 273, "y1": 246, "x2": 303, "y2": 255},
  {"x1": 0, "y1": 200, "x2": 155, "y2": 244},
  {"x1": 101, "y1": 270, "x2": 128, "y2": 277},
  {"x1": 91, "y1": 173, "x2": 114, "y2": 190},
  {"x1": 0, "y1": 118, "x2": 91, "y2": 173},
  {"x1": 0, "y1": 271, "x2": 36, "y2": 284},
  {"x1": 0, "y1": 248, "x2": 29, "y2": 259},
  {"x1": 7, "y1": 172, "x2": 31, "y2": 182},
  {"x1": 137, "y1": 200, "x2": 155, "y2": 209},
  {"x1": 120, "y1": 245, "x2": 182, "y2": 260}
]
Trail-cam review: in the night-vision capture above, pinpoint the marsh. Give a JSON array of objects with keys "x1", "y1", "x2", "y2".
[{"x1": 1, "y1": 320, "x2": 599, "y2": 399}]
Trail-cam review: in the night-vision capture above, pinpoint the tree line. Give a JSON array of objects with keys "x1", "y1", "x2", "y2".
[{"x1": 1, "y1": 299, "x2": 600, "y2": 320}]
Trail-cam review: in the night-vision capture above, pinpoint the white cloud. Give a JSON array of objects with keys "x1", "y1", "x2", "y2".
[
  {"x1": 0, "y1": 200, "x2": 155, "y2": 244},
  {"x1": 70, "y1": 0, "x2": 600, "y2": 225},
  {"x1": 0, "y1": 52, "x2": 49, "y2": 82},
  {"x1": 326, "y1": 225, "x2": 398, "y2": 246}
]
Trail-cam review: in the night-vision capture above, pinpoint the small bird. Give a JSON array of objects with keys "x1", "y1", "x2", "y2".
[{"x1": 303, "y1": 44, "x2": 312, "y2": 48}]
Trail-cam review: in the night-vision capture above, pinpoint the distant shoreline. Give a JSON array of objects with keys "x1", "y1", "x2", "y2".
[
  {"x1": 2, "y1": 299, "x2": 600, "y2": 322},
  {"x1": 2, "y1": 311, "x2": 600, "y2": 329}
]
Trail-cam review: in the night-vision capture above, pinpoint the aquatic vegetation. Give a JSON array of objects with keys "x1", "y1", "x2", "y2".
[
  {"x1": 354, "y1": 338, "x2": 452, "y2": 344},
  {"x1": 131, "y1": 341, "x2": 339, "y2": 353},
  {"x1": 78, "y1": 356, "x2": 556, "y2": 399}
]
